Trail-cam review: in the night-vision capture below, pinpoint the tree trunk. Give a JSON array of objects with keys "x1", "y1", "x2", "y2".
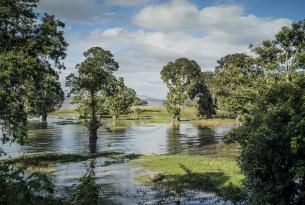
[
  {"x1": 112, "y1": 115, "x2": 117, "y2": 121},
  {"x1": 42, "y1": 113, "x2": 48, "y2": 122},
  {"x1": 172, "y1": 115, "x2": 180, "y2": 126},
  {"x1": 89, "y1": 91, "x2": 98, "y2": 153}
]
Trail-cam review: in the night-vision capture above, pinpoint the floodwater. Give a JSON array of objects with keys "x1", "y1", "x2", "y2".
[{"x1": 1, "y1": 117, "x2": 235, "y2": 204}]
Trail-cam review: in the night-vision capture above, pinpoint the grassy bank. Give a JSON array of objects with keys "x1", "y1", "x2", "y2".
[
  {"x1": 50, "y1": 107, "x2": 234, "y2": 124},
  {"x1": 133, "y1": 155, "x2": 244, "y2": 202}
]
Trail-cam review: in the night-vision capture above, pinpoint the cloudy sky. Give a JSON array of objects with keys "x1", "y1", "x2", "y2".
[{"x1": 37, "y1": 0, "x2": 304, "y2": 99}]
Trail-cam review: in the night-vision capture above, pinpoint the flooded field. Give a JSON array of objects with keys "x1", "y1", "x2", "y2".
[{"x1": 1, "y1": 117, "x2": 239, "y2": 204}]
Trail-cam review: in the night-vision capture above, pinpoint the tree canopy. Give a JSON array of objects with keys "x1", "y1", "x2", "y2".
[
  {"x1": 0, "y1": 0, "x2": 67, "y2": 143},
  {"x1": 161, "y1": 58, "x2": 201, "y2": 123},
  {"x1": 66, "y1": 47, "x2": 119, "y2": 147},
  {"x1": 104, "y1": 78, "x2": 136, "y2": 120}
]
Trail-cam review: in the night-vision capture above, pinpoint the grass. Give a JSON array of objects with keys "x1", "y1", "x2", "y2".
[
  {"x1": 132, "y1": 155, "x2": 244, "y2": 202},
  {"x1": 50, "y1": 107, "x2": 235, "y2": 125},
  {"x1": 1, "y1": 152, "x2": 141, "y2": 174},
  {"x1": 49, "y1": 109, "x2": 79, "y2": 117}
]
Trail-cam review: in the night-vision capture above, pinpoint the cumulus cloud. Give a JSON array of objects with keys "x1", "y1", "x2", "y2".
[
  {"x1": 133, "y1": 0, "x2": 291, "y2": 42},
  {"x1": 56, "y1": 0, "x2": 291, "y2": 98}
]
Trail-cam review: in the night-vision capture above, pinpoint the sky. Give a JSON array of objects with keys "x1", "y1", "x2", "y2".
[{"x1": 36, "y1": 0, "x2": 305, "y2": 99}]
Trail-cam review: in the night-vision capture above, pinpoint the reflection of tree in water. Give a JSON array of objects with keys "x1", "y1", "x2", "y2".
[
  {"x1": 166, "y1": 124, "x2": 219, "y2": 155},
  {"x1": 25, "y1": 121, "x2": 63, "y2": 152},
  {"x1": 196, "y1": 125, "x2": 217, "y2": 147},
  {"x1": 166, "y1": 125, "x2": 183, "y2": 154}
]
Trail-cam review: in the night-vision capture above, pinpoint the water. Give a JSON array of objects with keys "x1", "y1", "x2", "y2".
[
  {"x1": 1, "y1": 117, "x2": 236, "y2": 204},
  {"x1": 2, "y1": 117, "x2": 233, "y2": 157}
]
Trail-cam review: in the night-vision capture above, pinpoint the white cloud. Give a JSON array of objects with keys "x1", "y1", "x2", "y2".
[
  {"x1": 60, "y1": 0, "x2": 291, "y2": 98},
  {"x1": 133, "y1": 0, "x2": 291, "y2": 43},
  {"x1": 133, "y1": 0, "x2": 198, "y2": 30}
]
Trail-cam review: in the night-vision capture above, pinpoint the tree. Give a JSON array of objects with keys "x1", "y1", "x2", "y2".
[
  {"x1": 225, "y1": 73, "x2": 305, "y2": 204},
  {"x1": 215, "y1": 53, "x2": 254, "y2": 73},
  {"x1": 0, "y1": 0, "x2": 67, "y2": 143},
  {"x1": 251, "y1": 19, "x2": 305, "y2": 80},
  {"x1": 161, "y1": 58, "x2": 201, "y2": 124},
  {"x1": 72, "y1": 160, "x2": 99, "y2": 205},
  {"x1": 66, "y1": 47, "x2": 118, "y2": 148},
  {"x1": 104, "y1": 78, "x2": 136, "y2": 120},
  {"x1": 189, "y1": 72, "x2": 216, "y2": 118},
  {"x1": 25, "y1": 71, "x2": 64, "y2": 122},
  {"x1": 212, "y1": 53, "x2": 263, "y2": 116},
  {"x1": 0, "y1": 1, "x2": 67, "y2": 204}
]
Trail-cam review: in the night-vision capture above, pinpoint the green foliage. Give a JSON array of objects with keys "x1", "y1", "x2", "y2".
[
  {"x1": 225, "y1": 74, "x2": 305, "y2": 204},
  {"x1": 215, "y1": 53, "x2": 254, "y2": 73},
  {"x1": 66, "y1": 47, "x2": 118, "y2": 140},
  {"x1": 189, "y1": 72, "x2": 216, "y2": 118},
  {"x1": 72, "y1": 160, "x2": 100, "y2": 205},
  {"x1": 251, "y1": 19, "x2": 305, "y2": 79},
  {"x1": 161, "y1": 58, "x2": 201, "y2": 122},
  {"x1": 0, "y1": 0, "x2": 67, "y2": 142},
  {"x1": 25, "y1": 72, "x2": 64, "y2": 121},
  {"x1": 212, "y1": 54, "x2": 263, "y2": 115},
  {"x1": 104, "y1": 78, "x2": 136, "y2": 120},
  {"x1": 0, "y1": 163, "x2": 57, "y2": 205}
]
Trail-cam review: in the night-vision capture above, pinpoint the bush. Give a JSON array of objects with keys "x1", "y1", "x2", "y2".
[{"x1": 225, "y1": 75, "x2": 305, "y2": 204}]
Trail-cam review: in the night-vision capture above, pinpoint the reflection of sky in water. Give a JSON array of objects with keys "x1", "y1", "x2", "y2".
[{"x1": 1, "y1": 117, "x2": 233, "y2": 158}]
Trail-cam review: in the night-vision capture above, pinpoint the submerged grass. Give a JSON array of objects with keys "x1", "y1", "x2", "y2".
[
  {"x1": 133, "y1": 155, "x2": 244, "y2": 202},
  {"x1": 2, "y1": 152, "x2": 140, "y2": 174}
]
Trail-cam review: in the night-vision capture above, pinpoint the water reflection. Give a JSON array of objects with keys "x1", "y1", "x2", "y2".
[{"x1": 1, "y1": 117, "x2": 234, "y2": 158}]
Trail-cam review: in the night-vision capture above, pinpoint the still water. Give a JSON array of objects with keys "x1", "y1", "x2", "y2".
[
  {"x1": 2, "y1": 117, "x2": 234, "y2": 157},
  {"x1": 1, "y1": 117, "x2": 235, "y2": 204}
]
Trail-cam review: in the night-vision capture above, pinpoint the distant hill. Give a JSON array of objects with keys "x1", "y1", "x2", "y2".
[{"x1": 61, "y1": 96, "x2": 165, "y2": 109}]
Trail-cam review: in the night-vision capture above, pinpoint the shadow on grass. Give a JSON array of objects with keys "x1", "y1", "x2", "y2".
[{"x1": 154, "y1": 163, "x2": 244, "y2": 204}]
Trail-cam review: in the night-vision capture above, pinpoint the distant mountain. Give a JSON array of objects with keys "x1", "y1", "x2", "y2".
[{"x1": 137, "y1": 95, "x2": 164, "y2": 102}]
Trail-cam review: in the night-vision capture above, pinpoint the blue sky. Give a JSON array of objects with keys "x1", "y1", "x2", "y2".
[{"x1": 37, "y1": 0, "x2": 304, "y2": 99}]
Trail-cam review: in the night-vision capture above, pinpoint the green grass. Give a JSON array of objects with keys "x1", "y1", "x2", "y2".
[
  {"x1": 2, "y1": 152, "x2": 141, "y2": 173},
  {"x1": 49, "y1": 109, "x2": 79, "y2": 117},
  {"x1": 132, "y1": 155, "x2": 244, "y2": 202},
  {"x1": 50, "y1": 107, "x2": 234, "y2": 125}
]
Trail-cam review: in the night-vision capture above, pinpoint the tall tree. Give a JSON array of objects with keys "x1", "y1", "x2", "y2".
[
  {"x1": 66, "y1": 47, "x2": 118, "y2": 149},
  {"x1": 0, "y1": 1, "x2": 67, "y2": 203},
  {"x1": 0, "y1": 0, "x2": 67, "y2": 143},
  {"x1": 161, "y1": 58, "x2": 201, "y2": 124},
  {"x1": 104, "y1": 78, "x2": 136, "y2": 120}
]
